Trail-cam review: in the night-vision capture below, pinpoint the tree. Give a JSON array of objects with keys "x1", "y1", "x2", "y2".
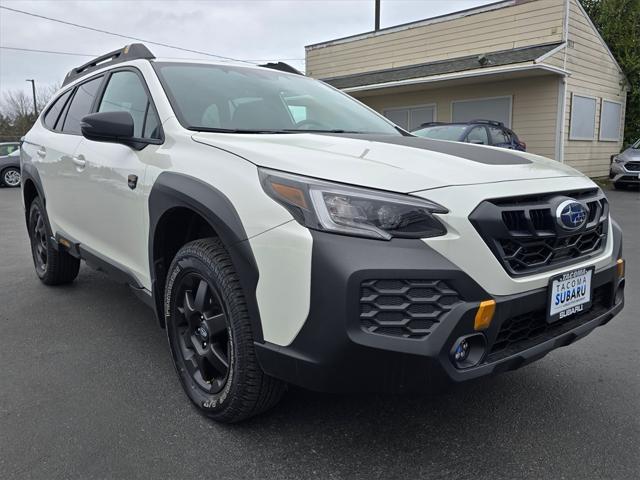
[
  {"x1": 581, "y1": 0, "x2": 640, "y2": 144},
  {"x1": 0, "y1": 84, "x2": 59, "y2": 142}
]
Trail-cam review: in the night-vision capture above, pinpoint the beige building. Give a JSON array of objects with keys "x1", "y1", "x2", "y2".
[{"x1": 306, "y1": 0, "x2": 628, "y2": 177}]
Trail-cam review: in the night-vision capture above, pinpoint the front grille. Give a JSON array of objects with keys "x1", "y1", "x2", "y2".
[
  {"x1": 359, "y1": 279, "x2": 461, "y2": 339},
  {"x1": 470, "y1": 189, "x2": 609, "y2": 276},
  {"x1": 625, "y1": 161, "x2": 640, "y2": 172},
  {"x1": 486, "y1": 284, "x2": 612, "y2": 362}
]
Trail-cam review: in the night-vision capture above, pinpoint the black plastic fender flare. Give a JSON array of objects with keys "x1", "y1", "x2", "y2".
[{"x1": 148, "y1": 172, "x2": 264, "y2": 341}]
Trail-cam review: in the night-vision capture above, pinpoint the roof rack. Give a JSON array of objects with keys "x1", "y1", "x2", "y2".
[
  {"x1": 468, "y1": 119, "x2": 504, "y2": 127},
  {"x1": 62, "y1": 43, "x2": 155, "y2": 86},
  {"x1": 258, "y1": 62, "x2": 303, "y2": 75}
]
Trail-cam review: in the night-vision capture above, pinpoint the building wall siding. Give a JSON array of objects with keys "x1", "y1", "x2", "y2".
[
  {"x1": 306, "y1": 0, "x2": 565, "y2": 78},
  {"x1": 562, "y1": 0, "x2": 627, "y2": 177},
  {"x1": 355, "y1": 75, "x2": 560, "y2": 160}
]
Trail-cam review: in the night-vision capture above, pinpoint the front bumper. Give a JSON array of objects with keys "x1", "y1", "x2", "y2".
[
  {"x1": 610, "y1": 162, "x2": 640, "y2": 184},
  {"x1": 255, "y1": 225, "x2": 624, "y2": 393}
]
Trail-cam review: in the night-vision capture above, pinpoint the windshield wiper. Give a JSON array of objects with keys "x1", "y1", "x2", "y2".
[
  {"x1": 189, "y1": 127, "x2": 293, "y2": 134},
  {"x1": 190, "y1": 127, "x2": 369, "y2": 134},
  {"x1": 277, "y1": 129, "x2": 365, "y2": 134}
]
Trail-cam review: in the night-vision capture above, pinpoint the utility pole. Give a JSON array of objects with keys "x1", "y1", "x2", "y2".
[
  {"x1": 25, "y1": 79, "x2": 37, "y2": 117},
  {"x1": 374, "y1": 0, "x2": 380, "y2": 31}
]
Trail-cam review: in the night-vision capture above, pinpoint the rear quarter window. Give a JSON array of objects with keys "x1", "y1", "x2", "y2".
[{"x1": 43, "y1": 90, "x2": 73, "y2": 131}]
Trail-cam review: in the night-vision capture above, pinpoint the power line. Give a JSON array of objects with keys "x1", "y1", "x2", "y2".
[
  {"x1": 0, "y1": 46, "x2": 96, "y2": 57},
  {"x1": 0, "y1": 46, "x2": 306, "y2": 65},
  {"x1": 0, "y1": 5, "x2": 257, "y2": 64}
]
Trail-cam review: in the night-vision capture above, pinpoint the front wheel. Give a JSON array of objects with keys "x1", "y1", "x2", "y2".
[
  {"x1": 164, "y1": 238, "x2": 286, "y2": 423},
  {"x1": 2, "y1": 167, "x2": 21, "y2": 187}
]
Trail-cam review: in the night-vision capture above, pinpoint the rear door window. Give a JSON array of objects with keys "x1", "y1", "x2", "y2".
[
  {"x1": 62, "y1": 76, "x2": 104, "y2": 135},
  {"x1": 488, "y1": 126, "x2": 511, "y2": 145},
  {"x1": 466, "y1": 126, "x2": 489, "y2": 145},
  {"x1": 0, "y1": 144, "x2": 19, "y2": 156}
]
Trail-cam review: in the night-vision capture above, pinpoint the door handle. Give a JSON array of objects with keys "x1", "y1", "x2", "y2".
[
  {"x1": 36, "y1": 147, "x2": 46, "y2": 158},
  {"x1": 72, "y1": 155, "x2": 86, "y2": 168}
]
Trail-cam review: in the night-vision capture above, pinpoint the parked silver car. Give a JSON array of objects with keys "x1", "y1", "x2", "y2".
[
  {"x1": 0, "y1": 141, "x2": 20, "y2": 157},
  {"x1": 610, "y1": 139, "x2": 640, "y2": 189},
  {"x1": 0, "y1": 148, "x2": 21, "y2": 188}
]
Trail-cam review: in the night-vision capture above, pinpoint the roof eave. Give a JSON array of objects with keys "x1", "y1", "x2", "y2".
[{"x1": 339, "y1": 63, "x2": 569, "y2": 93}]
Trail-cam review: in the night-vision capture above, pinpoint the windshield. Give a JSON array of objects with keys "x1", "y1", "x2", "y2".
[
  {"x1": 412, "y1": 125, "x2": 468, "y2": 141},
  {"x1": 154, "y1": 63, "x2": 400, "y2": 135}
]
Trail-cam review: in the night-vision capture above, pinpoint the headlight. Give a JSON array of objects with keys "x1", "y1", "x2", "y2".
[
  {"x1": 259, "y1": 168, "x2": 447, "y2": 240},
  {"x1": 613, "y1": 155, "x2": 624, "y2": 163}
]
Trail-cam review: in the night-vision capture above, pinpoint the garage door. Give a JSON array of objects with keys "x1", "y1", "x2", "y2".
[
  {"x1": 452, "y1": 96, "x2": 512, "y2": 127},
  {"x1": 383, "y1": 105, "x2": 435, "y2": 131}
]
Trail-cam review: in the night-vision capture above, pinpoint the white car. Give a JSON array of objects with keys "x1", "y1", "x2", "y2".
[{"x1": 21, "y1": 44, "x2": 625, "y2": 423}]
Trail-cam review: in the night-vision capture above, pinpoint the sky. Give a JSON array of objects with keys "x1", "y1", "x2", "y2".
[{"x1": 0, "y1": 0, "x2": 495, "y2": 99}]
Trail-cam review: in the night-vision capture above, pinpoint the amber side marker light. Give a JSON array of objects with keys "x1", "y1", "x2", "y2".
[
  {"x1": 474, "y1": 300, "x2": 496, "y2": 331},
  {"x1": 271, "y1": 182, "x2": 307, "y2": 209},
  {"x1": 617, "y1": 258, "x2": 625, "y2": 278}
]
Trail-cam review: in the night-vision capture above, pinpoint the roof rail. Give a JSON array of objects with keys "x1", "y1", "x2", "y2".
[
  {"x1": 62, "y1": 43, "x2": 155, "y2": 86},
  {"x1": 418, "y1": 122, "x2": 446, "y2": 128},
  {"x1": 258, "y1": 62, "x2": 303, "y2": 75},
  {"x1": 468, "y1": 119, "x2": 504, "y2": 126}
]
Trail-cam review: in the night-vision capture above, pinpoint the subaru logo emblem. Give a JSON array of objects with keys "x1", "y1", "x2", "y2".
[
  {"x1": 556, "y1": 199, "x2": 588, "y2": 231},
  {"x1": 196, "y1": 325, "x2": 209, "y2": 340}
]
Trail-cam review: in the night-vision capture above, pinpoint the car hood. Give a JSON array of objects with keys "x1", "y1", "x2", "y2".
[
  {"x1": 192, "y1": 132, "x2": 584, "y2": 193},
  {"x1": 619, "y1": 147, "x2": 640, "y2": 161}
]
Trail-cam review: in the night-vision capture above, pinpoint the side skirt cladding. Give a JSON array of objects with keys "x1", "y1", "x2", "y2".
[{"x1": 148, "y1": 172, "x2": 264, "y2": 342}]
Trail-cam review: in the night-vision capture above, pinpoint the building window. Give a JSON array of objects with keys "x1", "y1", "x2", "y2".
[
  {"x1": 383, "y1": 105, "x2": 435, "y2": 131},
  {"x1": 569, "y1": 93, "x2": 597, "y2": 141},
  {"x1": 451, "y1": 96, "x2": 512, "y2": 127},
  {"x1": 599, "y1": 99, "x2": 622, "y2": 142}
]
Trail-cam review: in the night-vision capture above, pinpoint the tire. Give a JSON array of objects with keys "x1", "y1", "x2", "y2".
[
  {"x1": 2, "y1": 167, "x2": 21, "y2": 188},
  {"x1": 165, "y1": 238, "x2": 286, "y2": 423},
  {"x1": 28, "y1": 197, "x2": 80, "y2": 285}
]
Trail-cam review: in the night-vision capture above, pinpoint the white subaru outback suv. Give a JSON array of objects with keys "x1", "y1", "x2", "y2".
[{"x1": 21, "y1": 44, "x2": 625, "y2": 422}]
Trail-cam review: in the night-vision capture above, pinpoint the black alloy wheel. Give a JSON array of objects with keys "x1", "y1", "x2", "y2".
[
  {"x1": 29, "y1": 202, "x2": 49, "y2": 274},
  {"x1": 174, "y1": 273, "x2": 230, "y2": 394},
  {"x1": 27, "y1": 197, "x2": 80, "y2": 285},
  {"x1": 165, "y1": 238, "x2": 286, "y2": 423}
]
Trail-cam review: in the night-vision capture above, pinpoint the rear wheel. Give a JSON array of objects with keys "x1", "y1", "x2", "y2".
[
  {"x1": 165, "y1": 238, "x2": 286, "y2": 423},
  {"x1": 28, "y1": 197, "x2": 80, "y2": 285},
  {"x1": 2, "y1": 167, "x2": 21, "y2": 187}
]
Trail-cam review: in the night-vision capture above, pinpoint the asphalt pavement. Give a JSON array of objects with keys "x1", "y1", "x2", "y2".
[{"x1": 0, "y1": 185, "x2": 638, "y2": 480}]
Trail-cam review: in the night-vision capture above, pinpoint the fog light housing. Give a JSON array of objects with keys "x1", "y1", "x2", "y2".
[{"x1": 450, "y1": 334, "x2": 486, "y2": 369}]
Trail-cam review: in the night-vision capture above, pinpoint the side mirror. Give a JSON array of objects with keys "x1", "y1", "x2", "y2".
[
  {"x1": 81, "y1": 111, "x2": 160, "y2": 150},
  {"x1": 81, "y1": 111, "x2": 134, "y2": 142}
]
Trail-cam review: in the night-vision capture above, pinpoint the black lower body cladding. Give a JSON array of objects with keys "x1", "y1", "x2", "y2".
[{"x1": 255, "y1": 225, "x2": 624, "y2": 393}]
